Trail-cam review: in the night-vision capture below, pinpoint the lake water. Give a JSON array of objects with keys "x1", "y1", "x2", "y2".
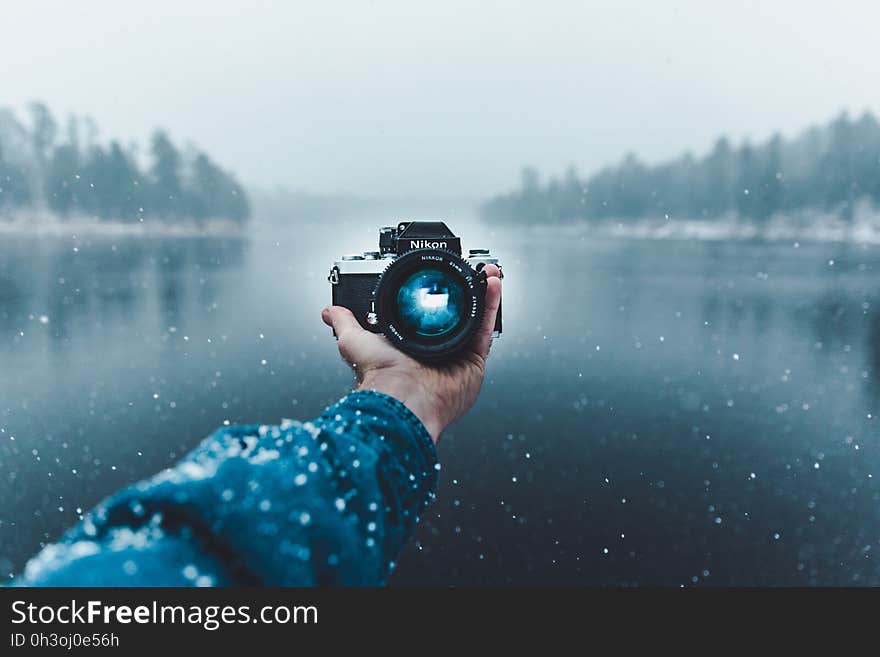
[{"x1": 1, "y1": 213, "x2": 879, "y2": 586}]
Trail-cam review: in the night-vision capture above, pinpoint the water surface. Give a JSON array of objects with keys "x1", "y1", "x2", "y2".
[{"x1": 1, "y1": 218, "x2": 878, "y2": 585}]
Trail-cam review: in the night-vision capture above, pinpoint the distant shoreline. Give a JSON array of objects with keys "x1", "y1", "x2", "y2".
[
  {"x1": 510, "y1": 214, "x2": 880, "y2": 246},
  {"x1": 0, "y1": 214, "x2": 247, "y2": 239}
]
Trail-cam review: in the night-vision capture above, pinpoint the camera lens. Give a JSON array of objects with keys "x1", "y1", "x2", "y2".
[
  {"x1": 395, "y1": 269, "x2": 466, "y2": 337},
  {"x1": 374, "y1": 248, "x2": 486, "y2": 360}
]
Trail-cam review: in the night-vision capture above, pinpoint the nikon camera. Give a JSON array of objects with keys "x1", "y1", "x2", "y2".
[{"x1": 328, "y1": 221, "x2": 502, "y2": 360}]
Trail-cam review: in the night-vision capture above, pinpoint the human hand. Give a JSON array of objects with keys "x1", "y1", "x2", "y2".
[{"x1": 321, "y1": 264, "x2": 502, "y2": 443}]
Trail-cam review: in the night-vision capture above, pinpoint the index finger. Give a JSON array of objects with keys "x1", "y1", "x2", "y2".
[
  {"x1": 482, "y1": 263, "x2": 501, "y2": 279},
  {"x1": 472, "y1": 274, "x2": 502, "y2": 359}
]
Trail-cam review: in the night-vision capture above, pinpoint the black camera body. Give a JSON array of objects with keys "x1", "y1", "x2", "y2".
[{"x1": 329, "y1": 221, "x2": 502, "y2": 359}]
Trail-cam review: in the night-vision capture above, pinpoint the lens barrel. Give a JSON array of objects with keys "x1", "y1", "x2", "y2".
[{"x1": 373, "y1": 248, "x2": 486, "y2": 360}]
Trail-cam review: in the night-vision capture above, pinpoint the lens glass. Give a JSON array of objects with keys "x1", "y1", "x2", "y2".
[{"x1": 395, "y1": 268, "x2": 465, "y2": 337}]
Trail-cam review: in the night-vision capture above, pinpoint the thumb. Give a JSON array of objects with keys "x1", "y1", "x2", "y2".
[{"x1": 321, "y1": 306, "x2": 363, "y2": 342}]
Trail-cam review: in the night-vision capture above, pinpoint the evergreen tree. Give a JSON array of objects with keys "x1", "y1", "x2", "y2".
[
  {"x1": 482, "y1": 109, "x2": 880, "y2": 225},
  {"x1": 0, "y1": 143, "x2": 32, "y2": 209},
  {"x1": 27, "y1": 102, "x2": 58, "y2": 204},
  {"x1": 46, "y1": 143, "x2": 80, "y2": 217},
  {"x1": 149, "y1": 130, "x2": 183, "y2": 219},
  {"x1": 0, "y1": 103, "x2": 250, "y2": 223},
  {"x1": 754, "y1": 134, "x2": 783, "y2": 221},
  {"x1": 700, "y1": 137, "x2": 735, "y2": 216},
  {"x1": 821, "y1": 112, "x2": 857, "y2": 218}
]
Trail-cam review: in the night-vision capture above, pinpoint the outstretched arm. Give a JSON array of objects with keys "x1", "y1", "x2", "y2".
[
  {"x1": 16, "y1": 391, "x2": 438, "y2": 586},
  {"x1": 14, "y1": 267, "x2": 501, "y2": 586}
]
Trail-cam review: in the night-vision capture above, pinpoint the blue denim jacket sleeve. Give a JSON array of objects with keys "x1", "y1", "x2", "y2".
[{"x1": 14, "y1": 390, "x2": 439, "y2": 586}]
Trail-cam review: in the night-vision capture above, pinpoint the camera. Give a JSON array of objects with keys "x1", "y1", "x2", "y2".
[{"x1": 328, "y1": 221, "x2": 502, "y2": 360}]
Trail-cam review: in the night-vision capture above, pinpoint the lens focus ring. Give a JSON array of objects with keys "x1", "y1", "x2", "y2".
[{"x1": 373, "y1": 248, "x2": 486, "y2": 360}]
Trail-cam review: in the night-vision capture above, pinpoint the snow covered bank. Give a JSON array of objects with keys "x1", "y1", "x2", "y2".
[
  {"x1": 542, "y1": 212, "x2": 880, "y2": 245},
  {"x1": 0, "y1": 213, "x2": 247, "y2": 239}
]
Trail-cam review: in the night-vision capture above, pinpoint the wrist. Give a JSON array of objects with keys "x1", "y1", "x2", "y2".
[{"x1": 356, "y1": 372, "x2": 445, "y2": 443}]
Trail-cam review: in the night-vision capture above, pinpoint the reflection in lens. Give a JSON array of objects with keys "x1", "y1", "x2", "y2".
[{"x1": 395, "y1": 269, "x2": 465, "y2": 337}]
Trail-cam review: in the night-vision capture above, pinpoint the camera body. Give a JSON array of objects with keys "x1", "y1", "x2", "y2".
[{"x1": 329, "y1": 221, "x2": 501, "y2": 358}]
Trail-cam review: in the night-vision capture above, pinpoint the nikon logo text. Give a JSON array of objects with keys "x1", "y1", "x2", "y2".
[{"x1": 410, "y1": 240, "x2": 447, "y2": 249}]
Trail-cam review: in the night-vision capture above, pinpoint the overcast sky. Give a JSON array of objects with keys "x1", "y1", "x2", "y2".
[{"x1": 2, "y1": 1, "x2": 879, "y2": 197}]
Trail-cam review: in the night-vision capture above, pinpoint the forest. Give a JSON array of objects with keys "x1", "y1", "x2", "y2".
[
  {"x1": 0, "y1": 102, "x2": 249, "y2": 223},
  {"x1": 482, "y1": 111, "x2": 880, "y2": 224}
]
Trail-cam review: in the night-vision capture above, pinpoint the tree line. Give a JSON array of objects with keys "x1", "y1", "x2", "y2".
[
  {"x1": 482, "y1": 111, "x2": 880, "y2": 224},
  {"x1": 0, "y1": 102, "x2": 249, "y2": 223}
]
